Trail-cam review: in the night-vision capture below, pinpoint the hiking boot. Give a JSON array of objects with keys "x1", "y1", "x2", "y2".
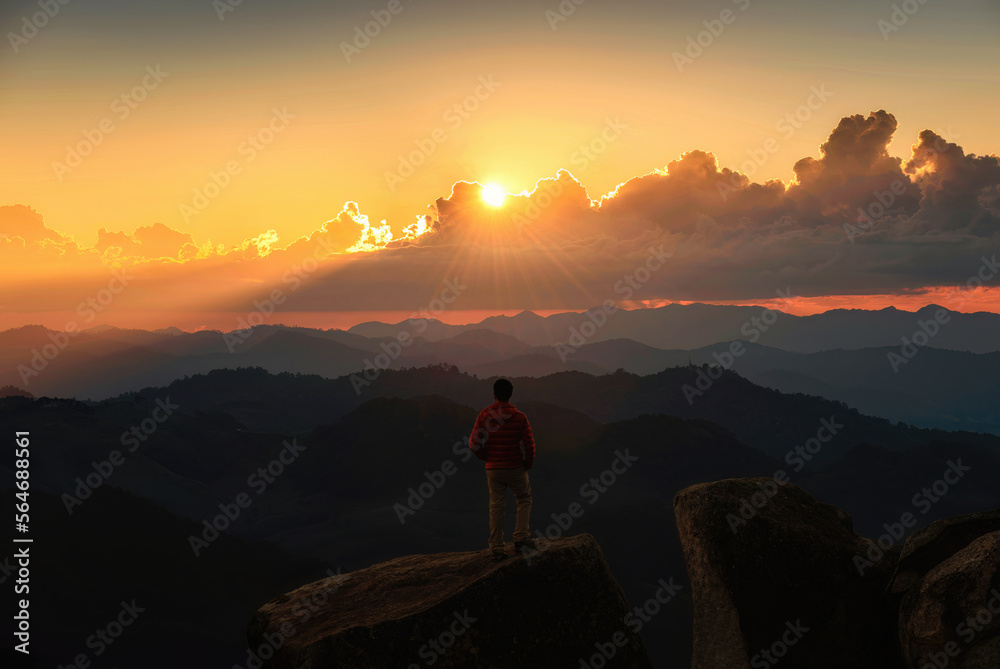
[{"x1": 514, "y1": 538, "x2": 538, "y2": 551}]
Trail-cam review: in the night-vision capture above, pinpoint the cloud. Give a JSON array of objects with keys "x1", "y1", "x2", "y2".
[
  {"x1": 1, "y1": 110, "x2": 998, "y2": 318},
  {"x1": 399, "y1": 171, "x2": 600, "y2": 248},
  {"x1": 792, "y1": 109, "x2": 903, "y2": 187},
  {"x1": 0, "y1": 205, "x2": 65, "y2": 244},
  {"x1": 0, "y1": 205, "x2": 96, "y2": 266},
  {"x1": 95, "y1": 222, "x2": 197, "y2": 261},
  {"x1": 904, "y1": 129, "x2": 1000, "y2": 236}
]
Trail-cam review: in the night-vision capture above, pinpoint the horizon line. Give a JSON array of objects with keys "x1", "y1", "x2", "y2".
[{"x1": 1, "y1": 299, "x2": 992, "y2": 335}]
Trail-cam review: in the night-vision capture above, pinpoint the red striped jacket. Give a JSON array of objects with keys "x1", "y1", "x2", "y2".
[{"x1": 469, "y1": 402, "x2": 535, "y2": 470}]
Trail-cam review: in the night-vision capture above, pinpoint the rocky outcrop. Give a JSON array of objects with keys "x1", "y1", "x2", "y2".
[
  {"x1": 894, "y1": 513, "x2": 1000, "y2": 669},
  {"x1": 674, "y1": 479, "x2": 1000, "y2": 669},
  {"x1": 674, "y1": 477, "x2": 899, "y2": 668},
  {"x1": 247, "y1": 533, "x2": 651, "y2": 668},
  {"x1": 889, "y1": 510, "x2": 1000, "y2": 596}
]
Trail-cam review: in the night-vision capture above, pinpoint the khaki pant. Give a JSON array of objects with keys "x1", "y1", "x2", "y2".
[{"x1": 486, "y1": 466, "x2": 532, "y2": 550}]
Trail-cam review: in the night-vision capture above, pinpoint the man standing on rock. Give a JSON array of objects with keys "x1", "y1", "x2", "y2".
[{"x1": 470, "y1": 378, "x2": 536, "y2": 558}]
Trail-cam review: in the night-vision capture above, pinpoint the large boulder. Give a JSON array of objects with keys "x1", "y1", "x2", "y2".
[
  {"x1": 898, "y1": 530, "x2": 1000, "y2": 669},
  {"x1": 247, "y1": 533, "x2": 651, "y2": 668},
  {"x1": 889, "y1": 510, "x2": 1000, "y2": 596},
  {"x1": 674, "y1": 477, "x2": 898, "y2": 669}
]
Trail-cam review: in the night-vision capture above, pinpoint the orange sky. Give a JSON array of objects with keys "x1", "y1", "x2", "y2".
[
  {"x1": 1, "y1": 0, "x2": 999, "y2": 329},
  {"x1": 645, "y1": 288, "x2": 1000, "y2": 318}
]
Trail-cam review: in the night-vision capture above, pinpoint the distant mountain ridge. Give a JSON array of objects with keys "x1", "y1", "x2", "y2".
[
  {"x1": 100, "y1": 364, "x2": 1000, "y2": 465},
  {"x1": 347, "y1": 302, "x2": 1000, "y2": 353},
  {"x1": 3, "y1": 307, "x2": 999, "y2": 434}
]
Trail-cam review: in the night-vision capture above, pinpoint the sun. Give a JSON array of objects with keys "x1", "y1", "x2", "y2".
[{"x1": 481, "y1": 183, "x2": 506, "y2": 207}]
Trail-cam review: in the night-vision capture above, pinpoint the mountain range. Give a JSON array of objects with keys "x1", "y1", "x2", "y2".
[
  {"x1": 4, "y1": 363, "x2": 999, "y2": 666},
  {"x1": 3, "y1": 302, "x2": 998, "y2": 434},
  {"x1": 5, "y1": 302, "x2": 1000, "y2": 665}
]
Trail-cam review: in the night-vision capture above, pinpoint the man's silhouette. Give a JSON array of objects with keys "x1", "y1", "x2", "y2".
[{"x1": 469, "y1": 378, "x2": 535, "y2": 558}]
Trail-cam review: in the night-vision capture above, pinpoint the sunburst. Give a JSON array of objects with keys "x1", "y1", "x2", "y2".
[{"x1": 481, "y1": 183, "x2": 506, "y2": 207}]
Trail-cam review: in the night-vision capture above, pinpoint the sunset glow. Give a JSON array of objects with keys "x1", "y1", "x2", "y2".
[
  {"x1": 1, "y1": 0, "x2": 997, "y2": 330},
  {"x1": 481, "y1": 184, "x2": 507, "y2": 208},
  {"x1": 5, "y1": 5, "x2": 1000, "y2": 667}
]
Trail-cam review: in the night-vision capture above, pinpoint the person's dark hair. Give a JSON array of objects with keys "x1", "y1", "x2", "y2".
[{"x1": 493, "y1": 378, "x2": 513, "y2": 402}]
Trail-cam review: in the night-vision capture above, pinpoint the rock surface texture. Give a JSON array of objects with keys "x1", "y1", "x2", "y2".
[
  {"x1": 674, "y1": 477, "x2": 899, "y2": 669},
  {"x1": 895, "y1": 513, "x2": 1000, "y2": 669},
  {"x1": 248, "y1": 533, "x2": 651, "y2": 668}
]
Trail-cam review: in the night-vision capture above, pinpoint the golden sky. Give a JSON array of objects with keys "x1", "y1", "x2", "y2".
[{"x1": 2, "y1": 0, "x2": 999, "y2": 329}]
